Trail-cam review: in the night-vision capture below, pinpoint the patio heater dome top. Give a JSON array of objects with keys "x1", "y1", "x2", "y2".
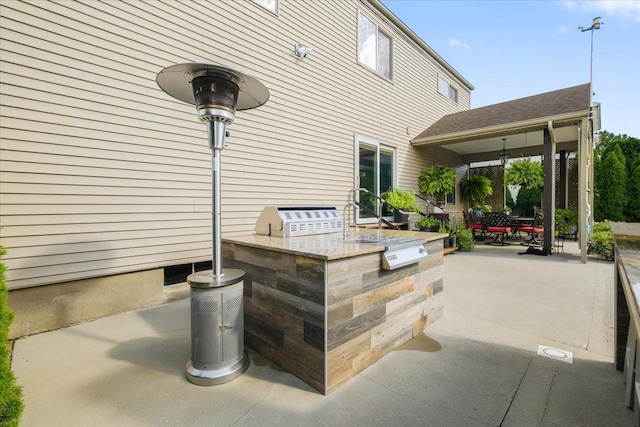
[{"x1": 156, "y1": 63, "x2": 269, "y2": 111}]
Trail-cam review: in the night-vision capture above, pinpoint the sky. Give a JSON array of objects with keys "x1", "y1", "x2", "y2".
[{"x1": 381, "y1": 0, "x2": 640, "y2": 138}]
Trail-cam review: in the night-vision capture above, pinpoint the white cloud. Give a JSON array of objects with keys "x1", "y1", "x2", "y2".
[
  {"x1": 565, "y1": 0, "x2": 640, "y2": 22},
  {"x1": 558, "y1": 26, "x2": 568, "y2": 33},
  {"x1": 449, "y1": 38, "x2": 471, "y2": 50}
]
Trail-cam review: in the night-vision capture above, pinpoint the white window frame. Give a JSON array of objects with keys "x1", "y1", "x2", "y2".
[
  {"x1": 354, "y1": 134, "x2": 397, "y2": 224},
  {"x1": 438, "y1": 76, "x2": 458, "y2": 102},
  {"x1": 357, "y1": 12, "x2": 392, "y2": 79},
  {"x1": 251, "y1": 0, "x2": 278, "y2": 14}
]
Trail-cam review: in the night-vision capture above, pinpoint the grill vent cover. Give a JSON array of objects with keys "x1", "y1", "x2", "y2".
[{"x1": 255, "y1": 206, "x2": 343, "y2": 237}]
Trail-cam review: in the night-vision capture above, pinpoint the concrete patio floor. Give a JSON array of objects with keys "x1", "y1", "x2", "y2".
[{"x1": 11, "y1": 240, "x2": 633, "y2": 426}]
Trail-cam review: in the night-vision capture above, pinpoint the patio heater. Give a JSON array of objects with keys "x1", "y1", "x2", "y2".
[{"x1": 156, "y1": 63, "x2": 269, "y2": 385}]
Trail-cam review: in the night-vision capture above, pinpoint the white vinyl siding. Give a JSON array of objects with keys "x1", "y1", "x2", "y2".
[{"x1": 0, "y1": 0, "x2": 470, "y2": 289}]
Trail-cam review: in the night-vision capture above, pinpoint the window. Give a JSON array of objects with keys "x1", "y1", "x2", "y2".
[
  {"x1": 446, "y1": 187, "x2": 455, "y2": 205},
  {"x1": 355, "y1": 135, "x2": 396, "y2": 222},
  {"x1": 358, "y1": 12, "x2": 392, "y2": 79},
  {"x1": 252, "y1": 0, "x2": 277, "y2": 13},
  {"x1": 438, "y1": 76, "x2": 458, "y2": 102}
]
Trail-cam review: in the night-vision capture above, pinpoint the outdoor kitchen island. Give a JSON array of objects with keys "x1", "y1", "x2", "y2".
[{"x1": 221, "y1": 228, "x2": 447, "y2": 394}]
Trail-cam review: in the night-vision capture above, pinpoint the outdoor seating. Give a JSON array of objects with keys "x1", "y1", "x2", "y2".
[
  {"x1": 518, "y1": 215, "x2": 544, "y2": 246},
  {"x1": 465, "y1": 210, "x2": 486, "y2": 241},
  {"x1": 484, "y1": 212, "x2": 512, "y2": 246}
]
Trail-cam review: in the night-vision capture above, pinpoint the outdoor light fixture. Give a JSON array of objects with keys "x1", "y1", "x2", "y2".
[
  {"x1": 157, "y1": 63, "x2": 269, "y2": 386},
  {"x1": 295, "y1": 43, "x2": 313, "y2": 58},
  {"x1": 499, "y1": 138, "x2": 509, "y2": 166}
]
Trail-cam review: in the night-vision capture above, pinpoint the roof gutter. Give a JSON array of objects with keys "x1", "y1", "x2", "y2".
[
  {"x1": 411, "y1": 109, "x2": 589, "y2": 146},
  {"x1": 368, "y1": 0, "x2": 475, "y2": 91}
]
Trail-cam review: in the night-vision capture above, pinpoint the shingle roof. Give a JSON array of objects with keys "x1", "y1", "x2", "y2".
[{"x1": 413, "y1": 83, "x2": 590, "y2": 141}]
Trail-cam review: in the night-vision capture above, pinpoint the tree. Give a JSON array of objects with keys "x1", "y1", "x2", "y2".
[
  {"x1": 595, "y1": 131, "x2": 640, "y2": 221},
  {"x1": 628, "y1": 157, "x2": 640, "y2": 222},
  {"x1": 596, "y1": 143, "x2": 628, "y2": 221}
]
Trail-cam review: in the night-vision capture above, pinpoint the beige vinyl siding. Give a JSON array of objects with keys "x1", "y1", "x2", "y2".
[{"x1": 0, "y1": 0, "x2": 470, "y2": 289}]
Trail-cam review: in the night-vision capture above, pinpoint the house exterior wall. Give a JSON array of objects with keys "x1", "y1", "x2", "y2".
[{"x1": 0, "y1": 0, "x2": 470, "y2": 332}]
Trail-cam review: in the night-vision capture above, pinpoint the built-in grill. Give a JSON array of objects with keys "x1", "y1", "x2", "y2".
[
  {"x1": 342, "y1": 234, "x2": 429, "y2": 270},
  {"x1": 255, "y1": 206, "x2": 428, "y2": 270},
  {"x1": 255, "y1": 206, "x2": 343, "y2": 237}
]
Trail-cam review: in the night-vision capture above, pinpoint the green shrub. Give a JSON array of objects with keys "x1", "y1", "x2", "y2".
[
  {"x1": 455, "y1": 227, "x2": 474, "y2": 252},
  {"x1": 415, "y1": 216, "x2": 439, "y2": 230},
  {"x1": 587, "y1": 221, "x2": 614, "y2": 261},
  {"x1": 555, "y1": 208, "x2": 578, "y2": 237},
  {"x1": 0, "y1": 241, "x2": 24, "y2": 426}
]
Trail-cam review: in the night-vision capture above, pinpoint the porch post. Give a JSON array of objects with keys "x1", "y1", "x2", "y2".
[
  {"x1": 543, "y1": 128, "x2": 555, "y2": 254},
  {"x1": 559, "y1": 150, "x2": 568, "y2": 209},
  {"x1": 578, "y1": 117, "x2": 589, "y2": 263}
]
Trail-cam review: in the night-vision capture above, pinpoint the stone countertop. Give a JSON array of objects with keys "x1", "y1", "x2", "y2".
[
  {"x1": 223, "y1": 228, "x2": 448, "y2": 261},
  {"x1": 612, "y1": 223, "x2": 640, "y2": 296}
]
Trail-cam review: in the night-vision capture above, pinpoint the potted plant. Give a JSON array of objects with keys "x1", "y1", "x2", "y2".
[
  {"x1": 418, "y1": 165, "x2": 456, "y2": 204},
  {"x1": 473, "y1": 203, "x2": 492, "y2": 213},
  {"x1": 381, "y1": 188, "x2": 420, "y2": 223},
  {"x1": 460, "y1": 175, "x2": 493, "y2": 208},
  {"x1": 555, "y1": 208, "x2": 578, "y2": 238},
  {"x1": 415, "y1": 216, "x2": 440, "y2": 232}
]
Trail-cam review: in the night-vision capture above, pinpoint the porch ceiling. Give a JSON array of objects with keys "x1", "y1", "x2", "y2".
[{"x1": 412, "y1": 83, "x2": 590, "y2": 163}]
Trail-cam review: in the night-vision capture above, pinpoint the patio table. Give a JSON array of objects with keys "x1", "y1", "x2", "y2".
[{"x1": 506, "y1": 216, "x2": 534, "y2": 239}]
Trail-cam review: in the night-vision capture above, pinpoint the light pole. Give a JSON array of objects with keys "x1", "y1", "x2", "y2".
[
  {"x1": 579, "y1": 17, "x2": 601, "y2": 262},
  {"x1": 579, "y1": 17, "x2": 602, "y2": 109}
]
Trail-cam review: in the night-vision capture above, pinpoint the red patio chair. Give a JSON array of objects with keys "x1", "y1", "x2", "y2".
[
  {"x1": 484, "y1": 212, "x2": 512, "y2": 246},
  {"x1": 518, "y1": 215, "x2": 544, "y2": 246},
  {"x1": 465, "y1": 210, "x2": 486, "y2": 241}
]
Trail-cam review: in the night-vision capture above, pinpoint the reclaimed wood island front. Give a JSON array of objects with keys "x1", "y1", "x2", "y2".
[{"x1": 222, "y1": 228, "x2": 447, "y2": 394}]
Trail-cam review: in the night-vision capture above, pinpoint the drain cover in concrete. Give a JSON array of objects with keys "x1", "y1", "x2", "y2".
[{"x1": 537, "y1": 345, "x2": 573, "y2": 363}]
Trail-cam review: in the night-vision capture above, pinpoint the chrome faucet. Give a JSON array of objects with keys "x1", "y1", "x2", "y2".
[{"x1": 343, "y1": 201, "x2": 359, "y2": 238}]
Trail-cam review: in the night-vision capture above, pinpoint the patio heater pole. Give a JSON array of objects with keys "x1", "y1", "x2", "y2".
[{"x1": 157, "y1": 63, "x2": 269, "y2": 385}]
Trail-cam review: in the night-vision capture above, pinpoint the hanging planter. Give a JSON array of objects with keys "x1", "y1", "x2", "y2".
[
  {"x1": 418, "y1": 165, "x2": 456, "y2": 203},
  {"x1": 460, "y1": 174, "x2": 493, "y2": 207},
  {"x1": 505, "y1": 158, "x2": 544, "y2": 190}
]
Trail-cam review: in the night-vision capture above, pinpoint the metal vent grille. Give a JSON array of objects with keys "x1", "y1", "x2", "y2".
[
  {"x1": 226, "y1": 295, "x2": 242, "y2": 311},
  {"x1": 195, "y1": 297, "x2": 219, "y2": 313},
  {"x1": 255, "y1": 206, "x2": 343, "y2": 237}
]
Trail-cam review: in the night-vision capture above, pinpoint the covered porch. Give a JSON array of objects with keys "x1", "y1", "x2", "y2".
[{"x1": 412, "y1": 83, "x2": 598, "y2": 262}]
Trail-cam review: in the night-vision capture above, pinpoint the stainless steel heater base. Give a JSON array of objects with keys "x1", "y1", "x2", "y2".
[
  {"x1": 185, "y1": 351, "x2": 250, "y2": 386},
  {"x1": 186, "y1": 269, "x2": 249, "y2": 386}
]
